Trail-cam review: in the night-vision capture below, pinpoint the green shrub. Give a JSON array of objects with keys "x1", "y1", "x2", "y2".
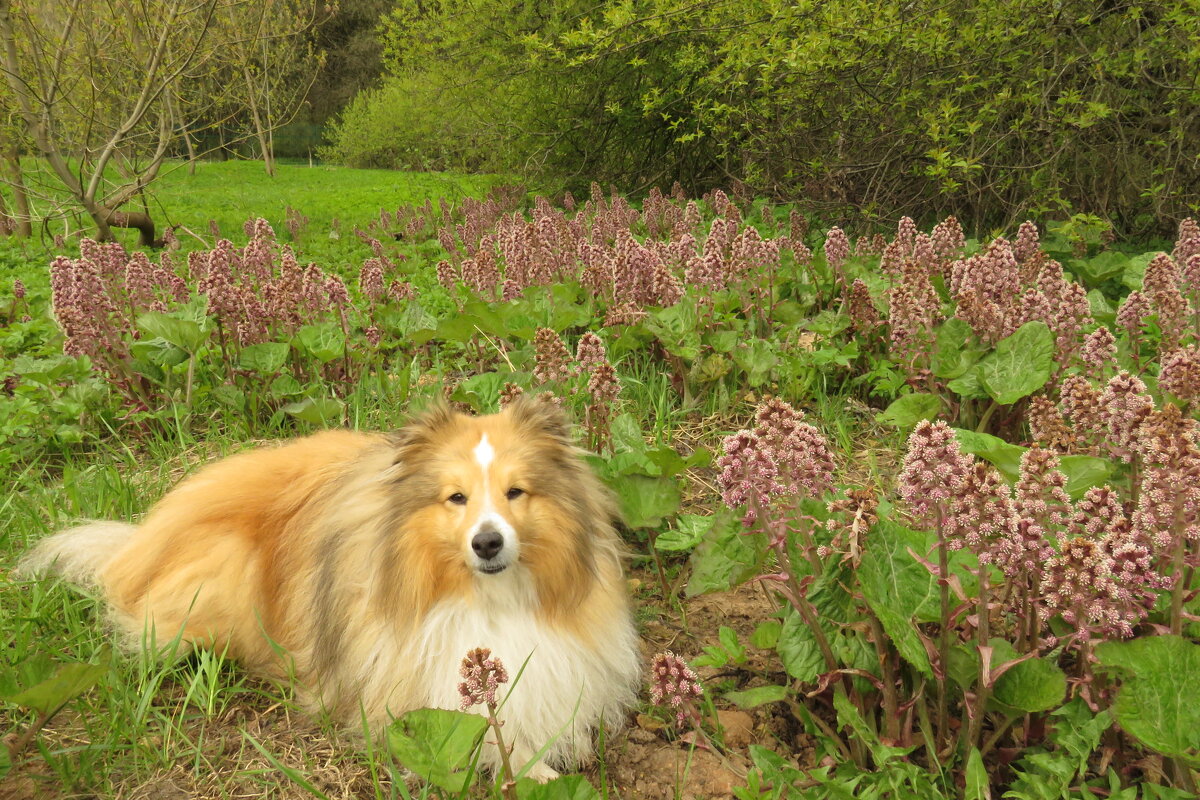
[
  {"x1": 320, "y1": 73, "x2": 499, "y2": 172},
  {"x1": 334, "y1": 0, "x2": 1200, "y2": 233}
]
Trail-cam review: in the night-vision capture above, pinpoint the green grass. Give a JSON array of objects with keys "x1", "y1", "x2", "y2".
[{"x1": 2, "y1": 157, "x2": 511, "y2": 261}]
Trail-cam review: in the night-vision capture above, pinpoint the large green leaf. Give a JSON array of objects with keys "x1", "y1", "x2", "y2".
[
  {"x1": 643, "y1": 299, "x2": 700, "y2": 360},
  {"x1": 654, "y1": 514, "x2": 714, "y2": 552},
  {"x1": 953, "y1": 429, "x2": 1023, "y2": 479},
  {"x1": 269, "y1": 374, "x2": 303, "y2": 398},
  {"x1": 724, "y1": 685, "x2": 789, "y2": 709},
  {"x1": 989, "y1": 639, "x2": 1066, "y2": 713},
  {"x1": 776, "y1": 608, "x2": 826, "y2": 682},
  {"x1": 805, "y1": 310, "x2": 850, "y2": 336},
  {"x1": 379, "y1": 300, "x2": 437, "y2": 340},
  {"x1": 239, "y1": 342, "x2": 290, "y2": 374},
  {"x1": 612, "y1": 474, "x2": 680, "y2": 529},
  {"x1": 610, "y1": 413, "x2": 645, "y2": 454},
  {"x1": 952, "y1": 430, "x2": 1114, "y2": 499},
  {"x1": 686, "y1": 516, "x2": 762, "y2": 596},
  {"x1": 964, "y1": 747, "x2": 989, "y2": 800},
  {"x1": 1122, "y1": 252, "x2": 1158, "y2": 291},
  {"x1": 858, "y1": 521, "x2": 938, "y2": 676},
  {"x1": 1058, "y1": 455, "x2": 1114, "y2": 499},
  {"x1": 978, "y1": 321, "x2": 1054, "y2": 404},
  {"x1": 876, "y1": 392, "x2": 942, "y2": 428},
  {"x1": 947, "y1": 365, "x2": 989, "y2": 400},
  {"x1": 137, "y1": 311, "x2": 210, "y2": 352},
  {"x1": 293, "y1": 323, "x2": 345, "y2": 363},
  {"x1": 932, "y1": 317, "x2": 985, "y2": 379},
  {"x1": 1088, "y1": 290, "x2": 1116, "y2": 327},
  {"x1": 0, "y1": 649, "x2": 109, "y2": 715},
  {"x1": 732, "y1": 338, "x2": 779, "y2": 387},
  {"x1": 13, "y1": 355, "x2": 85, "y2": 386},
  {"x1": 130, "y1": 339, "x2": 188, "y2": 368},
  {"x1": 1096, "y1": 636, "x2": 1200, "y2": 761},
  {"x1": 451, "y1": 372, "x2": 506, "y2": 414},
  {"x1": 1069, "y1": 251, "x2": 1128, "y2": 287},
  {"x1": 832, "y1": 691, "x2": 913, "y2": 766},
  {"x1": 386, "y1": 708, "x2": 488, "y2": 793},
  {"x1": 282, "y1": 396, "x2": 345, "y2": 425},
  {"x1": 517, "y1": 774, "x2": 601, "y2": 800}
]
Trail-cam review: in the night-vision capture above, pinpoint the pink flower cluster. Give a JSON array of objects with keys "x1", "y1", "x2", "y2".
[
  {"x1": 898, "y1": 420, "x2": 1168, "y2": 640},
  {"x1": 457, "y1": 647, "x2": 510, "y2": 710},
  {"x1": 48, "y1": 221, "x2": 424, "y2": 407},
  {"x1": 897, "y1": 420, "x2": 972, "y2": 528},
  {"x1": 946, "y1": 237, "x2": 1092, "y2": 361},
  {"x1": 1041, "y1": 484, "x2": 1168, "y2": 638},
  {"x1": 528, "y1": 329, "x2": 622, "y2": 451},
  {"x1": 50, "y1": 240, "x2": 188, "y2": 364},
  {"x1": 188, "y1": 222, "x2": 355, "y2": 346},
  {"x1": 717, "y1": 398, "x2": 836, "y2": 527},
  {"x1": 435, "y1": 182, "x2": 803, "y2": 317},
  {"x1": 649, "y1": 651, "x2": 703, "y2": 725}
]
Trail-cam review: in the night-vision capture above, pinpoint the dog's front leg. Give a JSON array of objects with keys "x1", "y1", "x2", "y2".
[{"x1": 508, "y1": 744, "x2": 560, "y2": 784}]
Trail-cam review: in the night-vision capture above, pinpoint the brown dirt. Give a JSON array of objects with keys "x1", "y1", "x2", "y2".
[{"x1": 593, "y1": 577, "x2": 818, "y2": 799}]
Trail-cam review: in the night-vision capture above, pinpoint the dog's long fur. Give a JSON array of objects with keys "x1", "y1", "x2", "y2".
[{"x1": 22, "y1": 398, "x2": 641, "y2": 778}]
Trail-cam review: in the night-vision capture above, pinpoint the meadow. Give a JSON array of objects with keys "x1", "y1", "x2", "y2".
[{"x1": 2, "y1": 161, "x2": 1199, "y2": 799}]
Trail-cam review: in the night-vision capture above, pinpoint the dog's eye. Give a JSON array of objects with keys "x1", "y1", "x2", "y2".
[
  {"x1": 448, "y1": 493, "x2": 467, "y2": 505},
  {"x1": 506, "y1": 488, "x2": 524, "y2": 500}
]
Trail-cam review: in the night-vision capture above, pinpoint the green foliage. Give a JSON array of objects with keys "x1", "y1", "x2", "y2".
[
  {"x1": 977, "y1": 321, "x2": 1055, "y2": 405},
  {"x1": 685, "y1": 513, "x2": 762, "y2": 596},
  {"x1": 338, "y1": 0, "x2": 1200, "y2": 228},
  {"x1": 386, "y1": 708, "x2": 489, "y2": 792},
  {"x1": 4, "y1": 174, "x2": 1200, "y2": 798},
  {"x1": 1096, "y1": 636, "x2": 1200, "y2": 763},
  {"x1": 320, "y1": 74, "x2": 495, "y2": 171},
  {"x1": 0, "y1": 651, "x2": 109, "y2": 716}
]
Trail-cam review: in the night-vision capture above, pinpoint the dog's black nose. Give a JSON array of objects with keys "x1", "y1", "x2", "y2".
[{"x1": 472, "y1": 530, "x2": 504, "y2": 560}]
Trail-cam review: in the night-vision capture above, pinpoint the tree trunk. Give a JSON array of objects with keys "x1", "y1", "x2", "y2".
[
  {"x1": 3, "y1": 143, "x2": 32, "y2": 237},
  {"x1": 171, "y1": 90, "x2": 198, "y2": 175},
  {"x1": 0, "y1": 183, "x2": 10, "y2": 234},
  {"x1": 84, "y1": 201, "x2": 155, "y2": 246},
  {"x1": 243, "y1": 64, "x2": 275, "y2": 177}
]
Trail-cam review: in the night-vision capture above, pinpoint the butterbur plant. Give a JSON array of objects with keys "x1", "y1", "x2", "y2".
[
  {"x1": 710, "y1": 388, "x2": 1199, "y2": 791},
  {"x1": 530, "y1": 328, "x2": 623, "y2": 453},
  {"x1": 45, "y1": 221, "x2": 425, "y2": 430},
  {"x1": 458, "y1": 647, "x2": 517, "y2": 797},
  {"x1": 649, "y1": 651, "x2": 705, "y2": 730}
]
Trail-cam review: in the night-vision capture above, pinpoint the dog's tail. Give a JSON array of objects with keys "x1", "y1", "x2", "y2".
[{"x1": 18, "y1": 521, "x2": 137, "y2": 590}]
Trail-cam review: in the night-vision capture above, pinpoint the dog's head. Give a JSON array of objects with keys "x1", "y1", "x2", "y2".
[{"x1": 384, "y1": 397, "x2": 619, "y2": 614}]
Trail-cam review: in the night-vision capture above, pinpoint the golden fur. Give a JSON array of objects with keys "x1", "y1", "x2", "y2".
[{"x1": 23, "y1": 398, "x2": 642, "y2": 778}]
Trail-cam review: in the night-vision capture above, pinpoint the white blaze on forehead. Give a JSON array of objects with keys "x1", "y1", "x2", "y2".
[{"x1": 474, "y1": 433, "x2": 495, "y2": 473}]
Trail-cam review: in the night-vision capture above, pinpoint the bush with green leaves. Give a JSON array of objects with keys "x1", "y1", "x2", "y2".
[{"x1": 333, "y1": 0, "x2": 1200, "y2": 232}]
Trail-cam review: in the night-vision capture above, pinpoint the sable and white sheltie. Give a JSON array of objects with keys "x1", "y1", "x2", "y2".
[{"x1": 22, "y1": 398, "x2": 642, "y2": 780}]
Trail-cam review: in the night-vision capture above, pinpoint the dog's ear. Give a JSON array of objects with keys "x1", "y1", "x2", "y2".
[
  {"x1": 390, "y1": 401, "x2": 460, "y2": 457},
  {"x1": 505, "y1": 394, "x2": 573, "y2": 444}
]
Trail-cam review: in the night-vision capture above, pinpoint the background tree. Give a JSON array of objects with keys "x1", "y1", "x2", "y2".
[
  {"x1": 305, "y1": 0, "x2": 388, "y2": 124},
  {"x1": 1, "y1": 100, "x2": 32, "y2": 237},
  {"x1": 219, "y1": 0, "x2": 329, "y2": 176},
  {"x1": 0, "y1": 0, "x2": 326, "y2": 243}
]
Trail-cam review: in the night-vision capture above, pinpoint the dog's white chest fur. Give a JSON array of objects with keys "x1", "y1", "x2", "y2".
[{"x1": 401, "y1": 568, "x2": 638, "y2": 774}]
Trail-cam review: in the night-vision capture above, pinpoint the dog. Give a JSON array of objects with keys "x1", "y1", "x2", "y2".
[{"x1": 22, "y1": 398, "x2": 642, "y2": 780}]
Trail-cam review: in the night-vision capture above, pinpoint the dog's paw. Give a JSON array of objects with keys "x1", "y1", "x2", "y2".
[{"x1": 522, "y1": 761, "x2": 560, "y2": 783}]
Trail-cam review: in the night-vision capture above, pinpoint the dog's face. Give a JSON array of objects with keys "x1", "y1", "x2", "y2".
[
  {"x1": 430, "y1": 422, "x2": 535, "y2": 576},
  {"x1": 387, "y1": 398, "x2": 613, "y2": 611}
]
